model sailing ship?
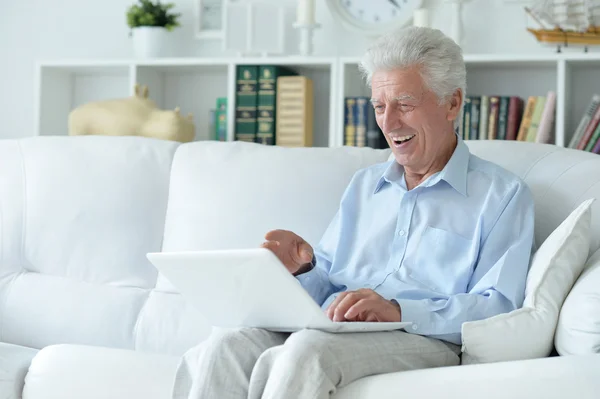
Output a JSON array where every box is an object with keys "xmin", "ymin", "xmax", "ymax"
[{"xmin": 526, "ymin": 0, "xmax": 600, "ymax": 52}]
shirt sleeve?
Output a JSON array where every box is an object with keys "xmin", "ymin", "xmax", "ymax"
[{"xmin": 394, "ymin": 181, "xmax": 535, "ymax": 345}]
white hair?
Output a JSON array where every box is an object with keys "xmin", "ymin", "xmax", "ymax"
[{"xmin": 358, "ymin": 26, "xmax": 467, "ymax": 126}]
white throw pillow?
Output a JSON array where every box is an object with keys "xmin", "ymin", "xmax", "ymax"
[
  {"xmin": 555, "ymin": 247, "xmax": 600, "ymax": 355},
  {"xmin": 460, "ymin": 198, "xmax": 594, "ymax": 364}
]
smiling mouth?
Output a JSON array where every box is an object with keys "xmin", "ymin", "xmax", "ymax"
[{"xmin": 391, "ymin": 134, "xmax": 415, "ymax": 146}]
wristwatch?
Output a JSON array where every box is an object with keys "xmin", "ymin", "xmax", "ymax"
[{"xmin": 293, "ymin": 254, "xmax": 316, "ymax": 277}]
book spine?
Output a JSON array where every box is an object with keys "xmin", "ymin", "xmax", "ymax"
[
  {"xmin": 569, "ymin": 94, "xmax": 600, "ymax": 148},
  {"xmin": 506, "ymin": 97, "xmax": 523, "ymax": 141},
  {"xmin": 478, "ymin": 95, "xmax": 489, "ymax": 140},
  {"xmin": 276, "ymin": 76, "xmax": 313, "ymax": 147},
  {"xmin": 487, "ymin": 96, "xmax": 500, "ymax": 139},
  {"xmin": 577, "ymin": 104, "xmax": 600, "ymax": 150},
  {"xmin": 517, "ymin": 96, "xmax": 537, "ymax": 141},
  {"xmin": 257, "ymin": 65, "xmax": 276, "ymax": 145},
  {"xmin": 256, "ymin": 66, "xmax": 297, "ymax": 145},
  {"xmin": 536, "ymin": 91, "xmax": 556, "ymax": 144},
  {"xmin": 355, "ymin": 97, "xmax": 369, "ymax": 147},
  {"xmin": 586, "ymin": 120, "xmax": 600, "ymax": 152},
  {"xmin": 469, "ymin": 96, "xmax": 480, "ymax": 140},
  {"xmin": 497, "ymin": 96, "xmax": 510, "ymax": 140},
  {"xmin": 215, "ymin": 97, "xmax": 227, "ymax": 141},
  {"xmin": 344, "ymin": 97, "xmax": 356, "ymax": 146},
  {"xmin": 526, "ymin": 96, "xmax": 546, "ymax": 142},
  {"xmin": 366, "ymin": 106, "xmax": 383, "ymax": 149},
  {"xmin": 463, "ymin": 97, "xmax": 472, "ymax": 140},
  {"xmin": 235, "ymin": 65, "xmax": 258, "ymax": 143}
]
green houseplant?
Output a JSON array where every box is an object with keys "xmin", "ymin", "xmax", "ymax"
[{"xmin": 126, "ymin": 0, "xmax": 181, "ymax": 58}]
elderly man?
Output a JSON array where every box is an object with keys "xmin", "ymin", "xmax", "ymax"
[{"xmin": 173, "ymin": 26, "xmax": 535, "ymax": 399}]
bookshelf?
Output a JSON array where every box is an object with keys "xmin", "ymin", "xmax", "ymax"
[{"xmin": 35, "ymin": 53, "xmax": 600, "ymax": 149}]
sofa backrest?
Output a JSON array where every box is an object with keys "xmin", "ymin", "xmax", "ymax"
[
  {"xmin": 465, "ymin": 140, "xmax": 600, "ymax": 254},
  {"xmin": 1, "ymin": 136, "xmax": 599, "ymax": 357},
  {"xmin": 0, "ymin": 136, "xmax": 179, "ymax": 352}
]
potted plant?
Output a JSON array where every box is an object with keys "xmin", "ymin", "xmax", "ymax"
[{"xmin": 127, "ymin": 0, "xmax": 181, "ymax": 58}]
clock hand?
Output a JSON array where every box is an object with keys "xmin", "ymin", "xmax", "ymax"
[{"xmin": 388, "ymin": 0, "xmax": 400, "ymax": 7}]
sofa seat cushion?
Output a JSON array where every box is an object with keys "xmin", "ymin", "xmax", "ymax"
[
  {"xmin": 22, "ymin": 344, "xmax": 179, "ymax": 399},
  {"xmin": 0, "ymin": 342, "xmax": 38, "ymax": 398},
  {"xmin": 332, "ymin": 353, "xmax": 600, "ymax": 399}
]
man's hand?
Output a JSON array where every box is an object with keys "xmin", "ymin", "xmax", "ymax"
[
  {"xmin": 260, "ymin": 229, "xmax": 314, "ymax": 275},
  {"xmin": 326, "ymin": 289, "xmax": 401, "ymax": 322}
]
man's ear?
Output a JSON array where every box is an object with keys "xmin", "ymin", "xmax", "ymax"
[{"xmin": 446, "ymin": 89, "xmax": 463, "ymax": 123}]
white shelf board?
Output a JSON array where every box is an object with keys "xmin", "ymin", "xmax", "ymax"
[{"xmin": 135, "ymin": 64, "xmax": 229, "ymax": 74}]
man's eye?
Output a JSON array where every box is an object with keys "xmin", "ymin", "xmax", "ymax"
[
  {"xmin": 374, "ymin": 106, "xmax": 384, "ymax": 113},
  {"xmin": 400, "ymin": 104, "xmax": 415, "ymax": 111}
]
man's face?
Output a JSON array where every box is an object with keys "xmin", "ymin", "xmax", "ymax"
[{"xmin": 371, "ymin": 67, "xmax": 460, "ymax": 172}]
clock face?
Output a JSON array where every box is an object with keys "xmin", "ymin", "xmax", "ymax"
[{"xmin": 327, "ymin": 0, "xmax": 423, "ymax": 35}]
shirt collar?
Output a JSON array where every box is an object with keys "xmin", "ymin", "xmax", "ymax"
[{"xmin": 374, "ymin": 134, "xmax": 469, "ymax": 196}]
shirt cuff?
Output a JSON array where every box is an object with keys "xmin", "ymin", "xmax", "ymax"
[
  {"xmin": 295, "ymin": 267, "xmax": 329, "ymax": 306},
  {"xmin": 393, "ymin": 298, "xmax": 434, "ymax": 335}
]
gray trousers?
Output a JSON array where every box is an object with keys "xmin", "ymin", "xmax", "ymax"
[{"xmin": 173, "ymin": 327, "xmax": 460, "ymax": 399}]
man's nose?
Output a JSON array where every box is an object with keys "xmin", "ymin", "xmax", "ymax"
[{"xmin": 382, "ymin": 109, "xmax": 402, "ymax": 133}]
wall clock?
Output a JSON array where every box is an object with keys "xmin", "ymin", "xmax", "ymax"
[{"xmin": 325, "ymin": 0, "xmax": 423, "ymax": 36}]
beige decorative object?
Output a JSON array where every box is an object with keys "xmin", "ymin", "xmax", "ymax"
[{"xmin": 68, "ymin": 84, "xmax": 195, "ymax": 143}]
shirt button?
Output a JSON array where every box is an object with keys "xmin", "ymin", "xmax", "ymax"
[
  {"xmin": 398, "ymin": 230, "xmax": 406, "ymax": 236},
  {"xmin": 412, "ymin": 325, "xmax": 418, "ymax": 331}
]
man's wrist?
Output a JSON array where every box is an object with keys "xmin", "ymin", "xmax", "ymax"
[
  {"xmin": 293, "ymin": 254, "xmax": 316, "ymax": 277},
  {"xmin": 391, "ymin": 299, "xmax": 402, "ymax": 321}
]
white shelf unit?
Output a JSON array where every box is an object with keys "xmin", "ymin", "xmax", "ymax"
[
  {"xmin": 35, "ymin": 57, "xmax": 338, "ymax": 148},
  {"xmin": 36, "ymin": 54, "xmax": 600, "ymax": 149}
]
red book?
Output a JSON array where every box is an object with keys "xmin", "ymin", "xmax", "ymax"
[{"xmin": 506, "ymin": 96, "xmax": 524, "ymax": 141}]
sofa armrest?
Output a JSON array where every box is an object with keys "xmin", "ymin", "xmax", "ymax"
[{"xmin": 22, "ymin": 344, "xmax": 180, "ymax": 399}]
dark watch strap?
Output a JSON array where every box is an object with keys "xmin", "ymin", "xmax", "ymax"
[{"xmin": 293, "ymin": 254, "xmax": 316, "ymax": 277}]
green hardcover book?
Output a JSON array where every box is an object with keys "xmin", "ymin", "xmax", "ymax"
[
  {"xmin": 209, "ymin": 109, "xmax": 216, "ymax": 140},
  {"xmin": 215, "ymin": 97, "xmax": 227, "ymax": 141},
  {"xmin": 256, "ymin": 65, "xmax": 297, "ymax": 145},
  {"xmin": 235, "ymin": 65, "xmax": 258, "ymax": 142}
]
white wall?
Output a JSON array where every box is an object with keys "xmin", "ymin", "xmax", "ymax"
[{"xmin": 0, "ymin": 0, "xmax": 564, "ymax": 139}]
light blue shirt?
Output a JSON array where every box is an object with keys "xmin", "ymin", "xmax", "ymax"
[{"xmin": 297, "ymin": 136, "xmax": 535, "ymax": 345}]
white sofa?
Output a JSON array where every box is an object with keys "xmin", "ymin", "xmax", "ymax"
[{"xmin": 1, "ymin": 135, "xmax": 600, "ymax": 399}]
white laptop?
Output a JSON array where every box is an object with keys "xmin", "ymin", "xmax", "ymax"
[{"xmin": 146, "ymin": 248, "xmax": 412, "ymax": 333}]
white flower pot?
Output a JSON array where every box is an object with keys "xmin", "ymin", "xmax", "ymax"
[{"xmin": 131, "ymin": 26, "xmax": 171, "ymax": 58}]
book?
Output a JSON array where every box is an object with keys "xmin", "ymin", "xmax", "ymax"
[
  {"xmin": 569, "ymin": 94, "xmax": 600, "ymax": 148},
  {"xmin": 536, "ymin": 91, "xmax": 556, "ymax": 144},
  {"xmin": 276, "ymin": 76, "xmax": 313, "ymax": 147},
  {"xmin": 497, "ymin": 96, "xmax": 510, "ymax": 140},
  {"xmin": 506, "ymin": 97, "xmax": 524, "ymax": 141},
  {"xmin": 256, "ymin": 66, "xmax": 297, "ymax": 145},
  {"xmin": 463, "ymin": 97, "xmax": 472, "ymax": 140},
  {"xmin": 478, "ymin": 95, "xmax": 489, "ymax": 140},
  {"xmin": 235, "ymin": 65, "xmax": 258, "ymax": 143},
  {"xmin": 585, "ymin": 120, "xmax": 600, "ymax": 152},
  {"xmin": 215, "ymin": 97, "xmax": 227, "ymax": 142},
  {"xmin": 469, "ymin": 96, "xmax": 481, "ymax": 140},
  {"xmin": 517, "ymin": 96, "xmax": 538, "ymax": 141},
  {"xmin": 487, "ymin": 96, "xmax": 500, "ymax": 140},
  {"xmin": 355, "ymin": 97, "xmax": 370, "ymax": 147},
  {"xmin": 344, "ymin": 97, "xmax": 356, "ymax": 146},
  {"xmin": 525, "ymin": 96, "xmax": 547, "ymax": 142},
  {"xmin": 577, "ymin": 103, "xmax": 600, "ymax": 150}
]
